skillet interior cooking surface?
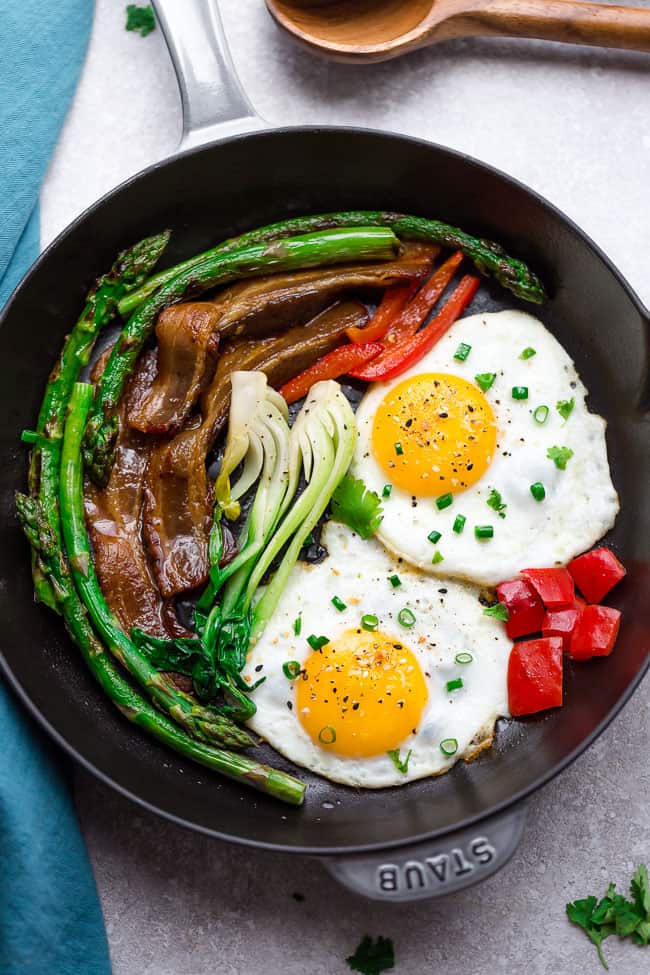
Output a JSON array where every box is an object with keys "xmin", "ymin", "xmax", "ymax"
[{"xmin": 1, "ymin": 128, "xmax": 648, "ymax": 854}]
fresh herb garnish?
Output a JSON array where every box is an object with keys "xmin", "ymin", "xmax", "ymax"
[
  {"xmin": 332, "ymin": 595, "xmax": 347, "ymax": 612},
  {"xmin": 318, "ymin": 725, "xmax": 337, "ymax": 745},
  {"xmin": 361, "ymin": 613, "xmax": 379, "ymax": 631},
  {"xmin": 454, "ymin": 342, "xmax": 472, "ymax": 362},
  {"xmin": 293, "ymin": 616, "xmax": 302, "ymax": 636},
  {"xmin": 330, "ymin": 475, "xmax": 383, "ymax": 540},
  {"xmin": 282, "ymin": 661, "xmax": 301, "ymax": 680},
  {"xmin": 530, "ymin": 481, "xmax": 546, "ymax": 502},
  {"xmin": 346, "ymin": 935, "xmax": 395, "ymax": 975},
  {"xmin": 436, "ymin": 492, "xmax": 453, "ymax": 510},
  {"xmin": 557, "ymin": 397, "xmax": 575, "ymax": 421},
  {"xmin": 520, "ymin": 347, "xmax": 536, "ymax": 360},
  {"xmin": 125, "ymin": 3, "xmax": 156, "ymax": 36},
  {"xmin": 307, "ymin": 634, "xmax": 329, "ymax": 651},
  {"xmin": 566, "ymin": 864, "xmax": 650, "ymax": 969},
  {"xmin": 387, "ymin": 748, "xmax": 412, "ymax": 774},
  {"xmin": 428, "ymin": 530, "xmax": 442, "ymax": 544},
  {"xmin": 547, "ymin": 445, "xmax": 574, "ymax": 470},
  {"xmin": 533, "ymin": 404, "xmax": 549, "ymax": 424},
  {"xmin": 512, "ymin": 385, "xmax": 529, "ymax": 400},
  {"xmin": 440, "ymin": 738, "xmax": 458, "ymax": 756},
  {"xmin": 483, "ymin": 601, "xmax": 509, "ymax": 621},
  {"xmin": 397, "ymin": 607, "xmax": 416, "ymax": 628},
  {"xmin": 475, "ymin": 524, "xmax": 494, "ymax": 540},
  {"xmin": 455, "ymin": 652, "xmax": 473, "ymax": 664},
  {"xmin": 446, "ymin": 678, "xmax": 463, "ymax": 692},
  {"xmin": 487, "ymin": 487, "xmax": 507, "ymax": 519},
  {"xmin": 394, "ymin": 441, "xmax": 403, "ymax": 456},
  {"xmin": 453, "ymin": 513, "xmax": 466, "ymax": 534},
  {"xmin": 389, "ymin": 574, "xmax": 401, "ymax": 588},
  {"xmin": 382, "ymin": 483, "xmax": 392, "ymax": 498},
  {"xmin": 432, "ymin": 551, "xmax": 444, "ymax": 564}
]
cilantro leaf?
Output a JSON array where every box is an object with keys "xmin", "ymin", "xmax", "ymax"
[
  {"xmin": 487, "ymin": 487, "xmax": 507, "ymax": 519},
  {"xmin": 126, "ymin": 4, "xmax": 156, "ymax": 37},
  {"xmin": 566, "ymin": 865, "xmax": 650, "ymax": 968},
  {"xmin": 547, "ymin": 445, "xmax": 574, "ymax": 470},
  {"xmin": 387, "ymin": 748, "xmax": 412, "ymax": 774},
  {"xmin": 483, "ymin": 601, "xmax": 509, "ymax": 621},
  {"xmin": 346, "ymin": 936, "xmax": 395, "ymax": 975},
  {"xmin": 330, "ymin": 476, "xmax": 383, "ymax": 540},
  {"xmin": 557, "ymin": 397, "xmax": 575, "ymax": 421}
]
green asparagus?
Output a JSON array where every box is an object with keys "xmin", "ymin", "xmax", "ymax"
[
  {"xmin": 15, "ymin": 492, "xmax": 305, "ymax": 804},
  {"xmin": 60, "ymin": 382, "xmax": 254, "ymax": 747},
  {"xmin": 118, "ymin": 210, "xmax": 546, "ymax": 317},
  {"xmin": 85, "ymin": 226, "xmax": 399, "ymax": 485}
]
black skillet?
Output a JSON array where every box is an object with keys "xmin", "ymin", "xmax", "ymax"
[{"xmin": 0, "ymin": 0, "xmax": 648, "ymax": 902}]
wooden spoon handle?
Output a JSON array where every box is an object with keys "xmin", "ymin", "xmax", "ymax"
[{"xmin": 453, "ymin": 0, "xmax": 650, "ymax": 52}]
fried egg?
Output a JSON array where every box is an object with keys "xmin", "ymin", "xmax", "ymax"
[
  {"xmin": 243, "ymin": 522, "xmax": 511, "ymax": 787},
  {"xmin": 352, "ymin": 310, "xmax": 619, "ymax": 586}
]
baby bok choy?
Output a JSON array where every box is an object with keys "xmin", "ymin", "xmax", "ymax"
[{"xmin": 199, "ymin": 374, "xmax": 357, "ymax": 695}]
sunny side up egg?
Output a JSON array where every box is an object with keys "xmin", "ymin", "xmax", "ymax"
[
  {"xmin": 242, "ymin": 522, "xmax": 511, "ymax": 788},
  {"xmin": 352, "ymin": 310, "xmax": 619, "ymax": 586}
]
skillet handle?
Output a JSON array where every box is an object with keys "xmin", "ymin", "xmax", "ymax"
[
  {"xmin": 151, "ymin": 0, "xmax": 265, "ymax": 151},
  {"xmin": 321, "ymin": 803, "xmax": 528, "ymax": 901}
]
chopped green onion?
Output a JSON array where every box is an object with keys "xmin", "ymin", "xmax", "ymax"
[
  {"xmin": 398, "ymin": 608, "xmax": 416, "ymax": 628},
  {"xmin": 331, "ymin": 595, "xmax": 347, "ymax": 612},
  {"xmin": 427, "ymin": 530, "xmax": 442, "ymax": 544},
  {"xmin": 486, "ymin": 487, "xmax": 507, "ymax": 519},
  {"xmin": 293, "ymin": 616, "xmax": 302, "ymax": 636},
  {"xmin": 361, "ymin": 614, "xmax": 379, "ymax": 631},
  {"xmin": 389, "ymin": 574, "xmax": 401, "ymax": 588},
  {"xmin": 440, "ymin": 738, "xmax": 458, "ymax": 757},
  {"xmin": 483, "ymin": 601, "xmax": 509, "ymax": 621},
  {"xmin": 533, "ymin": 404, "xmax": 549, "ymax": 424},
  {"xmin": 432, "ymin": 551, "xmax": 444, "ymax": 565},
  {"xmin": 512, "ymin": 386, "xmax": 529, "ymax": 400},
  {"xmin": 387, "ymin": 748, "xmax": 412, "ymax": 774},
  {"xmin": 547, "ymin": 445, "xmax": 574, "ymax": 470},
  {"xmin": 446, "ymin": 678, "xmax": 464, "ymax": 692},
  {"xmin": 394, "ymin": 442, "xmax": 404, "ymax": 456},
  {"xmin": 382, "ymin": 483, "xmax": 392, "ymax": 498},
  {"xmin": 20, "ymin": 429, "xmax": 39, "ymax": 445},
  {"xmin": 455, "ymin": 652, "xmax": 473, "ymax": 665},
  {"xmin": 475, "ymin": 373, "xmax": 496, "ymax": 393},
  {"xmin": 454, "ymin": 342, "xmax": 472, "ymax": 362},
  {"xmin": 452, "ymin": 514, "xmax": 466, "ymax": 534},
  {"xmin": 556, "ymin": 397, "xmax": 575, "ymax": 421},
  {"xmin": 436, "ymin": 492, "xmax": 453, "ymax": 511},
  {"xmin": 530, "ymin": 481, "xmax": 546, "ymax": 502},
  {"xmin": 520, "ymin": 347, "xmax": 536, "ymax": 360},
  {"xmin": 474, "ymin": 525, "xmax": 494, "ymax": 540},
  {"xmin": 282, "ymin": 660, "xmax": 301, "ymax": 680},
  {"xmin": 307, "ymin": 634, "xmax": 329, "ymax": 650},
  {"xmin": 318, "ymin": 725, "xmax": 337, "ymax": 745}
]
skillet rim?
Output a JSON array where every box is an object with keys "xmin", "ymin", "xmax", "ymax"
[{"xmin": 1, "ymin": 123, "xmax": 648, "ymax": 856}]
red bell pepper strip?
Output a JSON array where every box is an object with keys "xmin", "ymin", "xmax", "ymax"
[
  {"xmin": 496, "ymin": 578, "xmax": 545, "ymax": 639},
  {"xmin": 279, "ymin": 341, "xmax": 383, "ymax": 405},
  {"xmin": 520, "ymin": 567, "xmax": 575, "ymax": 608},
  {"xmin": 346, "ymin": 280, "xmax": 421, "ymax": 343},
  {"xmin": 568, "ymin": 547, "xmax": 626, "ymax": 604},
  {"xmin": 569, "ymin": 604, "xmax": 621, "ymax": 660},
  {"xmin": 508, "ymin": 637, "xmax": 563, "ymax": 716},
  {"xmin": 542, "ymin": 597, "xmax": 585, "ymax": 651},
  {"xmin": 350, "ymin": 274, "xmax": 480, "ymax": 383}
]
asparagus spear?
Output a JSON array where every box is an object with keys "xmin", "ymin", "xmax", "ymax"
[
  {"xmin": 60, "ymin": 382, "xmax": 255, "ymax": 748},
  {"xmin": 25, "ymin": 231, "xmax": 170, "ymax": 609},
  {"xmin": 85, "ymin": 226, "xmax": 399, "ymax": 486},
  {"xmin": 118, "ymin": 210, "xmax": 546, "ymax": 317},
  {"xmin": 15, "ymin": 492, "xmax": 305, "ymax": 804}
]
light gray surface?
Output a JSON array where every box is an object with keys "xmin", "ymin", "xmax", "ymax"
[{"xmin": 41, "ymin": 1, "xmax": 650, "ymax": 972}]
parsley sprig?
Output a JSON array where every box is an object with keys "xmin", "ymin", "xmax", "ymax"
[
  {"xmin": 347, "ymin": 936, "xmax": 395, "ymax": 975},
  {"xmin": 567, "ymin": 864, "xmax": 650, "ymax": 969},
  {"xmin": 547, "ymin": 445, "xmax": 574, "ymax": 470},
  {"xmin": 330, "ymin": 475, "xmax": 383, "ymax": 540}
]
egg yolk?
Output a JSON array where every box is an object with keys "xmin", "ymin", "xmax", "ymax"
[
  {"xmin": 296, "ymin": 629, "xmax": 428, "ymax": 757},
  {"xmin": 371, "ymin": 372, "xmax": 497, "ymax": 497}
]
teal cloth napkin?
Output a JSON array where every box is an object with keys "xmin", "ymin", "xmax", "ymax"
[{"xmin": 0, "ymin": 2, "xmax": 111, "ymax": 972}]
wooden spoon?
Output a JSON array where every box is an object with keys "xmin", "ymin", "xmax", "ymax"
[{"xmin": 265, "ymin": 0, "xmax": 650, "ymax": 63}]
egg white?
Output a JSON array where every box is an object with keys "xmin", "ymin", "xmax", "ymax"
[
  {"xmin": 243, "ymin": 522, "xmax": 511, "ymax": 788},
  {"xmin": 352, "ymin": 310, "xmax": 619, "ymax": 586}
]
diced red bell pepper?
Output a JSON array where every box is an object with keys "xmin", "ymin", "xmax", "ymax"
[
  {"xmin": 350, "ymin": 274, "xmax": 480, "ymax": 382},
  {"xmin": 542, "ymin": 597, "xmax": 585, "ymax": 651},
  {"xmin": 346, "ymin": 281, "xmax": 421, "ymax": 343},
  {"xmin": 521, "ymin": 567, "xmax": 575, "ymax": 608},
  {"xmin": 496, "ymin": 578, "xmax": 545, "ymax": 639},
  {"xmin": 569, "ymin": 604, "xmax": 621, "ymax": 660},
  {"xmin": 279, "ymin": 341, "xmax": 383, "ymax": 405},
  {"xmin": 508, "ymin": 637, "xmax": 563, "ymax": 716},
  {"xmin": 568, "ymin": 547, "xmax": 626, "ymax": 604}
]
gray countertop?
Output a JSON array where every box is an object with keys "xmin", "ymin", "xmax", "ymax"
[{"xmin": 41, "ymin": 1, "xmax": 650, "ymax": 972}]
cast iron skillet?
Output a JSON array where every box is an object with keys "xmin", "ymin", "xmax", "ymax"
[{"xmin": 0, "ymin": 0, "xmax": 648, "ymax": 902}]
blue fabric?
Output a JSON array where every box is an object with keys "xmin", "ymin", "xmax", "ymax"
[{"xmin": 0, "ymin": 2, "xmax": 111, "ymax": 973}]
